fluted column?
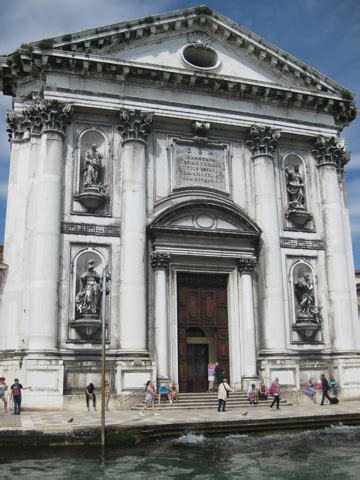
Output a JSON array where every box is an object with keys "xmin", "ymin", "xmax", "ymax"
[
  {"xmin": 238, "ymin": 257, "xmax": 258, "ymax": 379},
  {"xmin": 151, "ymin": 252, "xmax": 171, "ymax": 379},
  {"xmin": 313, "ymin": 136, "xmax": 355, "ymax": 350},
  {"xmin": 246, "ymin": 125, "xmax": 286, "ymax": 351},
  {"xmin": 117, "ymin": 109, "xmax": 153, "ymax": 351},
  {"xmin": 26, "ymin": 101, "xmax": 72, "ymax": 350}
]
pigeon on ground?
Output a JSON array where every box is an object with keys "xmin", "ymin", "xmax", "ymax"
[
  {"xmin": 242, "ymin": 411, "xmax": 248, "ymax": 416},
  {"xmin": 68, "ymin": 418, "xmax": 74, "ymax": 423}
]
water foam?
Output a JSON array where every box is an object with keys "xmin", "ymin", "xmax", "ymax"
[{"xmin": 173, "ymin": 432, "xmax": 206, "ymax": 445}]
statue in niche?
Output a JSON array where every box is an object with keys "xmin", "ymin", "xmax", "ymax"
[
  {"xmin": 285, "ymin": 166, "xmax": 305, "ymax": 210},
  {"xmin": 294, "ymin": 272, "xmax": 321, "ymax": 325},
  {"xmin": 75, "ymin": 259, "xmax": 101, "ymax": 317},
  {"xmin": 83, "ymin": 144, "xmax": 103, "ymax": 189}
]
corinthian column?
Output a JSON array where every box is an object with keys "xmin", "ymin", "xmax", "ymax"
[
  {"xmin": 238, "ymin": 257, "xmax": 258, "ymax": 380},
  {"xmin": 246, "ymin": 125, "xmax": 286, "ymax": 351},
  {"xmin": 312, "ymin": 136, "xmax": 355, "ymax": 351},
  {"xmin": 26, "ymin": 101, "xmax": 72, "ymax": 350},
  {"xmin": 1, "ymin": 112, "xmax": 32, "ymax": 350},
  {"xmin": 151, "ymin": 252, "xmax": 171, "ymax": 379},
  {"xmin": 117, "ymin": 109, "xmax": 153, "ymax": 351}
]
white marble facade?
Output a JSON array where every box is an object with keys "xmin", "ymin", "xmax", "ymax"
[{"xmin": 0, "ymin": 7, "xmax": 359, "ymax": 407}]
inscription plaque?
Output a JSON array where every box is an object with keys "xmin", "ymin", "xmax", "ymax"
[
  {"xmin": 173, "ymin": 143, "xmax": 228, "ymax": 191},
  {"xmin": 280, "ymin": 237, "xmax": 324, "ymax": 250},
  {"xmin": 61, "ymin": 221, "xmax": 120, "ymax": 237}
]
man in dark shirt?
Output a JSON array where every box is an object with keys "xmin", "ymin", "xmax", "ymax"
[
  {"xmin": 320, "ymin": 373, "xmax": 331, "ymax": 406},
  {"xmin": 10, "ymin": 378, "xmax": 31, "ymax": 415},
  {"xmin": 213, "ymin": 362, "xmax": 224, "ymax": 392}
]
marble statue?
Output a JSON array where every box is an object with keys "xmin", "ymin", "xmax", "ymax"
[
  {"xmin": 294, "ymin": 272, "xmax": 321, "ymax": 325},
  {"xmin": 285, "ymin": 166, "xmax": 305, "ymax": 210},
  {"xmin": 83, "ymin": 144, "xmax": 102, "ymax": 189},
  {"xmin": 75, "ymin": 259, "xmax": 101, "ymax": 316}
]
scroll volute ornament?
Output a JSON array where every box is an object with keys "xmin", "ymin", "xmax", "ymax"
[
  {"xmin": 246, "ymin": 125, "xmax": 281, "ymax": 156},
  {"xmin": 117, "ymin": 109, "xmax": 154, "ymax": 142}
]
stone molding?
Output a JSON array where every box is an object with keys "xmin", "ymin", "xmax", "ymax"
[
  {"xmin": 6, "ymin": 100, "xmax": 72, "ymax": 141},
  {"xmin": 117, "ymin": 109, "xmax": 153, "ymax": 143},
  {"xmin": 151, "ymin": 251, "xmax": 171, "ymax": 270},
  {"xmin": 246, "ymin": 124, "xmax": 281, "ymax": 157},
  {"xmin": 312, "ymin": 135, "xmax": 349, "ymax": 172},
  {"xmin": 238, "ymin": 257, "xmax": 257, "ymax": 274}
]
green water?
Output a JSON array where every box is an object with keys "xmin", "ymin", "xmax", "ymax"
[{"xmin": 1, "ymin": 425, "xmax": 360, "ymax": 479}]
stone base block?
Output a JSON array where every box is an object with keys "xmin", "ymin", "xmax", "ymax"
[{"xmin": 116, "ymin": 358, "xmax": 156, "ymax": 393}]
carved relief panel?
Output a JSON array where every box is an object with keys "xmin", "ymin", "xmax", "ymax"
[{"xmin": 72, "ymin": 124, "xmax": 113, "ymax": 215}]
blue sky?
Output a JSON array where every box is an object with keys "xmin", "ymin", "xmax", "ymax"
[{"xmin": 0, "ymin": 0, "xmax": 359, "ymax": 267}]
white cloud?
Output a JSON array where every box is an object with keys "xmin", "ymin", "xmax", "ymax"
[
  {"xmin": 346, "ymin": 152, "xmax": 360, "ymax": 171},
  {"xmin": 0, "ymin": 181, "xmax": 8, "ymax": 200}
]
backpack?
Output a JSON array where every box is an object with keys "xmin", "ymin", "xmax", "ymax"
[
  {"xmin": 12, "ymin": 384, "xmax": 21, "ymax": 396},
  {"xmin": 269, "ymin": 383, "xmax": 276, "ymax": 395}
]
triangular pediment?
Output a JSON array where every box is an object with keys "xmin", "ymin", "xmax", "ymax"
[{"xmin": 25, "ymin": 7, "xmax": 345, "ymax": 95}]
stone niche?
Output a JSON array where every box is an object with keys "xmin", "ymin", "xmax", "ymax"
[
  {"xmin": 289, "ymin": 260, "xmax": 322, "ymax": 343},
  {"xmin": 73, "ymin": 127, "xmax": 111, "ymax": 215},
  {"xmin": 282, "ymin": 152, "xmax": 313, "ymax": 230},
  {"xmin": 68, "ymin": 246, "xmax": 109, "ymax": 342}
]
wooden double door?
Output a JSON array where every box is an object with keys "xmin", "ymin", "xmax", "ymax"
[{"xmin": 177, "ymin": 273, "xmax": 229, "ymax": 392}]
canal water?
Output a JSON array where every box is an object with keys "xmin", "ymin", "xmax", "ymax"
[{"xmin": 1, "ymin": 425, "xmax": 360, "ymax": 479}]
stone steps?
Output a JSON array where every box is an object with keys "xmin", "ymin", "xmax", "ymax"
[{"xmin": 131, "ymin": 392, "xmax": 292, "ymax": 410}]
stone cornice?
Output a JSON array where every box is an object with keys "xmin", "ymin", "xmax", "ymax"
[
  {"xmin": 151, "ymin": 251, "xmax": 171, "ymax": 270},
  {"xmin": 6, "ymin": 100, "xmax": 72, "ymax": 141},
  {"xmin": 117, "ymin": 109, "xmax": 154, "ymax": 143},
  {"xmin": 246, "ymin": 124, "xmax": 281, "ymax": 157},
  {"xmin": 238, "ymin": 257, "xmax": 257, "ymax": 274},
  {"xmin": 1, "ymin": 48, "xmax": 355, "ymax": 130},
  {"xmin": 312, "ymin": 135, "xmax": 349, "ymax": 172}
]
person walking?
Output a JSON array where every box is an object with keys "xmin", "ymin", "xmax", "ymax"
[
  {"xmin": 86, "ymin": 382, "xmax": 97, "ymax": 411},
  {"xmin": 0, "ymin": 377, "xmax": 9, "ymax": 413},
  {"xmin": 320, "ymin": 374, "xmax": 331, "ymax": 406},
  {"xmin": 10, "ymin": 378, "xmax": 31, "ymax": 415},
  {"xmin": 269, "ymin": 377, "xmax": 281, "ymax": 410},
  {"xmin": 139, "ymin": 380, "xmax": 159, "ymax": 417},
  {"xmin": 213, "ymin": 362, "xmax": 224, "ymax": 392},
  {"xmin": 217, "ymin": 378, "xmax": 232, "ymax": 412},
  {"xmin": 304, "ymin": 379, "xmax": 317, "ymax": 403}
]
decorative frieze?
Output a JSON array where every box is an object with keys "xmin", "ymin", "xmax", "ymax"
[
  {"xmin": 61, "ymin": 221, "xmax": 120, "ymax": 237},
  {"xmin": 6, "ymin": 100, "xmax": 72, "ymax": 141},
  {"xmin": 151, "ymin": 251, "xmax": 171, "ymax": 270},
  {"xmin": 238, "ymin": 257, "xmax": 257, "ymax": 274},
  {"xmin": 117, "ymin": 109, "xmax": 153, "ymax": 142},
  {"xmin": 312, "ymin": 135, "xmax": 349, "ymax": 172},
  {"xmin": 280, "ymin": 237, "xmax": 324, "ymax": 250},
  {"xmin": 246, "ymin": 124, "xmax": 281, "ymax": 157}
]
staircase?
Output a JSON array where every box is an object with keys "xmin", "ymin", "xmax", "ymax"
[{"xmin": 131, "ymin": 391, "xmax": 292, "ymax": 411}]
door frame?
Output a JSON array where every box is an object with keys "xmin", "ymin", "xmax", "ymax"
[{"xmin": 169, "ymin": 262, "xmax": 242, "ymax": 391}]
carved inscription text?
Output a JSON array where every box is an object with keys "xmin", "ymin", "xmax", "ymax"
[{"xmin": 174, "ymin": 143, "xmax": 227, "ymax": 191}]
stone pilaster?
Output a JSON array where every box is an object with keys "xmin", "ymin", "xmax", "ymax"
[
  {"xmin": 246, "ymin": 125, "xmax": 287, "ymax": 352},
  {"xmin": 151, "ymin": 252, "xmax": 171, "ymax": 379},
  {"xmin": 118, "ymin": 109, "xmax": 154, "ymax": 351},
  {"xmin": 312, "ymin": 135, "xmax": 355, "ymax": 351},
  {"xmin": 238, "ymin": 257, "xmax": 258, "ymax": 380}
]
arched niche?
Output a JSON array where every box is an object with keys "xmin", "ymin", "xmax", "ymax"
[
  {"xmin": 290, "ymin": 259, "xmax": 321, "ymax": 340},
  {"xmin": 282, "ymin": 152, "xmax": 312, "ymax": 228},
  {"xmin": 70, "ymin": 248, "xmax": 105, "ymax": 339},
  {"xmin": 74, "ymin": 128, "xmax": 110, "ymax": 213}
]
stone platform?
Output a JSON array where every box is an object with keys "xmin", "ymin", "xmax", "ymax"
[{"xmin": 1, "ymin": 400, "xmax": 360, "ymax": 448}]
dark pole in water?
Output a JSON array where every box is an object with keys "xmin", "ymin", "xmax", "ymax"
[{"xmin": 101, "ymin": 266, "xmax": 107, "ymax": 447}]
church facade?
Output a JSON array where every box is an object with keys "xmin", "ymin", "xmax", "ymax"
[{"xmin": 0, "ymin": 7, "xmax": 358, "ymax": 407}]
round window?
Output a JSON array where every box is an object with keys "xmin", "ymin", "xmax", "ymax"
[{"xmin": 182, "ymin": 45, "xmax": 220, "ymax": 71}]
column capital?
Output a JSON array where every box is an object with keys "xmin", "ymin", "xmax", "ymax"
[
  {"xmin": 246, "ymin": 124, "xmax": 281, "ymax": 157},
  {"xmin": 238, "ymin": 257, "xmax": 257, "ymax": 274},
  {"xmin": 312, "ymin": 135, "xmax": 349, "ymax": 172},
  {"xmin": 151, "ymin": 251, "xmax": 171, "ymax": 270},
  {"xmin": 118, "ymin": 109, "xmax": 154, "ymax": 143},
  {"xmin": 6, "ymin": 100, "xmax": 72, "ymax": 142}
]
